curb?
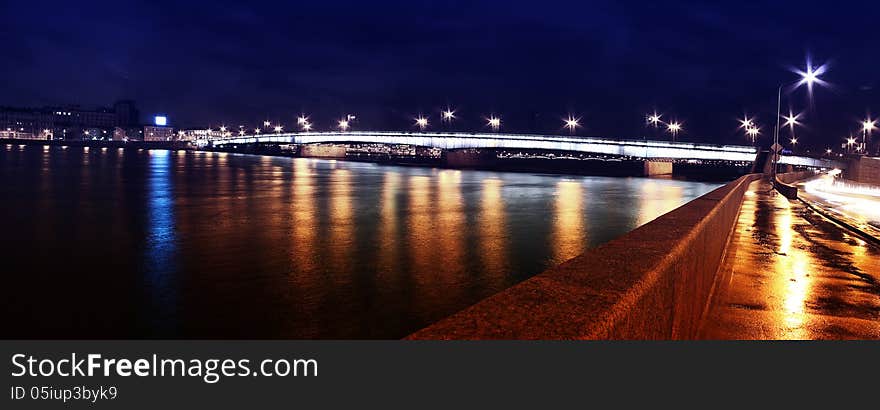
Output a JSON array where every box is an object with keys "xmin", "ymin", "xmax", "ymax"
[{"xmin": 798, "ymin": 197, "xmax": 880, "ymax": 246}]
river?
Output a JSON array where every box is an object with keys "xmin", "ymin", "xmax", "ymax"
[{"xmin": 0, "ymin": 145, "xmax": 721, "ymax": 338}]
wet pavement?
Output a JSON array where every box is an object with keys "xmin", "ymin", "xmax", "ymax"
[{"xmin": 699, "ymin": 179, "xmax": 880, "ymax": 339}]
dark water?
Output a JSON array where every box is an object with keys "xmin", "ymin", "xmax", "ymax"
[{"xmin": 0, "ymin": 145, "xmax": 720, "ymax": 338}]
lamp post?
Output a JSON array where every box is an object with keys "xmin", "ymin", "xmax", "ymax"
[
  {"xmin": 564, "ymin": 116, "xmax": 580, "ymax": 135},
  {"xmin": 666, "ymin": 121, "xmax": 682, "ymax": 141},
  {"xmin": 487, "ymin": 116, "xmax": 501, "ymax": 132},
  {"xmin": 862, "ymin": 117, "xmax": 876, "ymax": 155},
  {"xmin": 772, "ymin": 59, "xmax": 827, "ymax": 177},
  {"xmin": 415, "ymin": 116, "xmax": 428, "ymax": 131}
]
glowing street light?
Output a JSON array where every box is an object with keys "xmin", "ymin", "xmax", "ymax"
[
  {"xmin": 487, "ymin": 116, "xmax": 501, "ymax": 131},
  {"xmin": 273, "ymin": 125, "xmax": 283, "ymax": 133},
  {"xmin": 442, "ymin": 109, "xmax": 455, "ymax": 122},
  {"xmin": 773, "ymin": 57, "xmax": 829, "ymax": 175},
  {"xmin": 862, "ymin": 118, "xmax": 876, "ymax": 133},
  {"xmin": 746, "ymin": 126, "xmax": 760, "ymax": 145},
  {"xmin": 782, "ymin": 110, "xmax": 802, "ymax": 147},
  {"xmin": 297, "ymin": 115, "xmax": 308, "ymax": 125},
  {"xmin": 238, "ymin": 130, "xmax": 245, "ymax": 136},
  {"xmin": 338, "ymin": 119, "xmax": 350, "ymax": 131},
  {"xmin": 646, "ymin": 112, "xmax": 662, "ymax": 128},
  {"xmin": 302, "ymin": 122, "xmax": 313, "ymax": 131},
  {"xmin": 738, "ymin": 115, "xmax": 753, "ymax": 130},
  {"xmin": 861, "ymin": 117, "xmax": 877, "ymax": 155},
  {"xmin": 263, "ymin": 120, "xmax": 271, "ymax": 128},
  {"xmin": 254, "ymin": 128, "xmax": 261, "ymax": 134},
  {"xmin": 415, "ymin": 116, "xmax": 429, "ymax": 130},
  {"xmin": 564, "ymin": 116, "xmax": 580, "ymax": 134},
  {"xmin": 666, "ymin": 121, "xmax": 682, "ymax": 140},
  {"xmin": 846, "ymin": 136, "xmax": 857, "ymax": 153},
  {"xmin": 220, "ymin": 125, "xmax": 227, "ymax": 132}
]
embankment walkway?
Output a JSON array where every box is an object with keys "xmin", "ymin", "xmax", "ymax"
[{"xmin": 699, "ymin": 179, "xmax": 880, "ymax": 339}]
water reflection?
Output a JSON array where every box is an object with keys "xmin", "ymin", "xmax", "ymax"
[
  {"xmin": 144, "ymin": 150, "xmax": 179, "ymax": 334},
  {"xmin": 553, "ymin": 180, "xmax": 586, "ymax": 264},
  {"xmin": 479, "ymin": 178, "xmax": 508, "ymax": 290},
  {"xmin": 1, "ymin": 148, "xmax": 721, "ymax": 338}
]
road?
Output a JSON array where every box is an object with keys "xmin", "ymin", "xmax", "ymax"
[{"xmin": 700, "ymin": 179, "xmax": 880, "ymax": 339}]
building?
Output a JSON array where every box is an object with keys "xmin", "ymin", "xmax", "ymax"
[
  {"xmin": 113, "ymin": 100, "xmax": 139, "ymax": 127},
  {"xmin": 143, "ymin": 125, "xmax": 175, "ymax": 141},
  {"xmin": 0, "ymin": 107, "xmax": 54, "ymax": 139},
  {"xmin": 1, "ymin": 100, "xmax": 141, "ymax": 140}
]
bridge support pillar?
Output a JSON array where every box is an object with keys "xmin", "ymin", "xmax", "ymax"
[{"xmin": 642, "ymin": 160, "xmax": 672, "ymax": 176}]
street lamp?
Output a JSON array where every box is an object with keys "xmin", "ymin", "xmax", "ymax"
[
  {"xmin": 666, "ymin": 121, "xmax": 682, "ymax": 141},
  {"xmin": 487, "ymin": 116, "xmax": 501, "ymax": 131},
  {"xmin": 442, "ymin": 109, "xmax": 455, "ymax": 122},
  {"xmin": 297, "ymin": 115, "xmax": 308, "ymax": 125},
  {"xmin": 302, "ymin": 122, "xmax": 313, "ymax": 131},
  {"xmin": 773, "ymin": 58, "xmax": 828, "ymax": 176},
  {"xmin": 783, "ymin": 110, "xmax": 802, "ymax": 150},
  {"xmin": 274, "ymin": 125, "xmax": 283, "ymax": 133},
  {"xmin": 564, "ymin": 116, "xmax": 580, "ymax": 134},
  {"xmin": 747, "ymin": 126, "xmax": 760, "ymax": 146},
  {"xmin": 862, "ymin": 117, "xmax": 876, "ymax": 154},
  {"xmin": 846, "ymin": 136, "xmax": 857, "ymax": 153},
  {"xmin": 263, "ymin": 120, "xmax": 271, "ymax": 128},
  {"xmin": 646, "ymin": 112, "xmax": 662, "ymax": 127},
  {"xmin": 338, "ymin": 119, "xmax": 350, "ymax": 131},
  {"xmin": 415, "ymin": 116, "xmax": 428, "ymax": 131}
]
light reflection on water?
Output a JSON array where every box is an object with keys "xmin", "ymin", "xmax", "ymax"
[{"xmin": 0, "ymin": 147, "xmax": 721, "ymax": 338}]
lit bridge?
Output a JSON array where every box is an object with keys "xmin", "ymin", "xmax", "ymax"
[{"xmin": 210, "ymin": 131, "xmax": 844, "ymax": 168}]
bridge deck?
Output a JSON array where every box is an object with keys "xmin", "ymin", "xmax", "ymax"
[{"xmin": 211, "ymin": 131, "xmax": 845, "ymax": 168}]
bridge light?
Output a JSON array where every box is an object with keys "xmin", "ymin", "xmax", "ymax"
[
  {"xmin": 826, "ymin": 148, "xmax": 832, "ymax": 154},
  {"xmin": 783, "ymin": 110, "xmax": 802, "ymax": 131},
  {"xmin": 790, "ymin": 137, "xmax": 798, "ymax": 145},
  {"xmin": 862, "ymin": 117, "xmax": 876, "ymax": 133},
  {"xmin": 666, "ymin": 121, "xmax": 682, "ymax": 137},
  {"xmin": 442, "ymin": 109, "xmax": 455, "ymax": 121},
  {"xmin": 487, "ymin": 116, "xmax": 501, "ymax": 131},
  {"xmin": 793, "ymin": 58, "xmax": 829, "ymax": 97},
  {"xmin": 263, "ymin": 120, "xmax": 271, "ymax": 128},
  {"xmin": 302, "ymin": 122, "xmax": 313, "ymax": 131},
  {"xmin": 255, "ymin": 128, "xmax": 261, "ymax": 134},
  {"xmin": 274, "ymin": 125, "xmax": 283, "ymax": 133},
  {"xmin": 239, "ymin": 130, "xmax": 245, "ymax": 136},
  {"xmin": 738, "ymin": 115, "xmax": 753, "ymax": 130},
  {"xmin": 646, "ymin": 112, "xmax": 662, "ymax": 127},
  {"xmin": 338, "ymin": 119, "xmax": 350, "ymax": 131},
  {"xmin": 297, "ymin": 115, "xmax": 308, "ymax": 125},
  {"xmin": 220, "ymin": 126, "xmax": 227, "ymax": 132},
  {"xmin": 564, "ymin": 116, "xmax": 580, "ymax": 134},
  {"xmin": 415, "ymin": 116, "xmax": 429, "ymax": 130}
]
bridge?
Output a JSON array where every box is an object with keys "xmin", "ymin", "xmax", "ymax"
[{"xmin": 210, "ymin": 130, "xmax": 845, "ymax": 169}]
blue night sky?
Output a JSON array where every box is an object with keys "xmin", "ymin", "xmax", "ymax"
[{"xmin": 3, "ymin": 0, "xmax": 879, "ymax": 149}]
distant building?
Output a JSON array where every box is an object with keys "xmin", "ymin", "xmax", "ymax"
[
  {"xmin": 1, "ymin": 100, "xmax": 141, "ymax": 140},
  {"xmin": 143, "ymin": 125, "xmax": 175, "ymax": 141},
  {"xmin": 113, "ymin": 100, "xmax": 139, "ymax": 127},
  {"xmin": 0, "ymin": 107, "xmax": 54, "ymax": 139},
  {"xmin": 177, "ymin": 128, "xmax": 226, "ymax": 141}
]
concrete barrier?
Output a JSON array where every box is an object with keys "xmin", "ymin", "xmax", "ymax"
[
  {"xmin": 772, "ymin": 170, "xmax": 815, "ymax": 200},
  {"xmin": 407, "ymin": 174, "xmax": 763, "ymax": 340}
]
